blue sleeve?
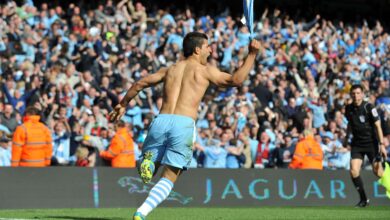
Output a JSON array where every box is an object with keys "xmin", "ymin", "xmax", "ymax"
[
  {"xmin": 127, "ymin": 106, "xmax": 142, "ymax": 116},
  {"xmin": 338, "ymin": 39, "xmax": 347, "ymax": 49},
  {"xmin": 166, "ymin": 35, "xmax": 174, "ymax": 45},
  {"xmin": 204, "ymin": 147, "xmax": 219, "ymax": 160},
  {"xmin": 204, "ymin": 147, "xmax": 213, "ymax": 158},
  {"xmin": 306, "ymin": 101, "xmax": 318, "ymax": 112},
  {"xmin": 94, "ymin": 40, "xmax": 104, "ymax": 56},
  {"xmin": 301, "ymin": 35, "xmax": 310, "ymax": 45},
  {"xmin": 355, "ymin": 35, "xmax": 362, "ymax": 48},
  {"xmin": 0, "ymin": 42, "xmax": 6, "ymax": 51},
  {"xmin": 2, "ymin": 84, "xmax": 16, "ymax": 106},
  {"xmin": 332, "ymin": 153, "xmax": 349, "ymax": 169},
  {"xmin": 328, "ymin": 94, "xmax": 334, "ymax": 109},
  {"xmin": 64, "ymin": 132, "xmax": 71, "ymax": 139},
  {"xmin": 21, "ymin": 88, "xmax": 38, "ymax": 101}
]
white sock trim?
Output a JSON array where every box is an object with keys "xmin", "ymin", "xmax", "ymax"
[{"xmin": 137, "ymin": 178, "xmax": 174, "ymax": 216}]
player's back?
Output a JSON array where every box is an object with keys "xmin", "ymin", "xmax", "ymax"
[{"xmin": 159, "ymin": 60, "xmax": 209, "ymax": 120}]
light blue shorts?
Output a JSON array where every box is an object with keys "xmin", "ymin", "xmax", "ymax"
[{"xmin": 142, "ymin": 114, "xmax": 196, "ymax": 170}]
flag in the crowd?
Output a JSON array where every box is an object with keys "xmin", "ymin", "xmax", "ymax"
[{"xmin": 243, "ymin": 0, "xmax": 254, "ymax": 38}]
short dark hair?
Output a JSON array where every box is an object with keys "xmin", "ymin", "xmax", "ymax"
[
  {"xmin": 116, "ymin": 120, "xmax": 126, "ymax": 128},
  {"xmin": 350, "ymin": 84, "xmax": 364, "ymax": 93},
  {"xmin": 182, "ymin": 32, "xmax": 208, "ymax": 58},
  {"xmin": 24, "ymin": 106, "xmax": 40, "ymax": 116}
]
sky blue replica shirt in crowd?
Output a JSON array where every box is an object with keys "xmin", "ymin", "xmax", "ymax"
[{"xmin": 203, "ymin": 145, "xmax": 228, "ymax": 168}]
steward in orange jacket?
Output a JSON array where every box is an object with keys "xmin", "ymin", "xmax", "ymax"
[
  {"xmin": 100, "ymin": 121, "xmax": 135, "ymax": 168},
  {"xmin": 12, "ymin": 106, "xmax": 52, "ymax": 167},
  {"xmin": 289, "ymin": 130, "xmax": 323, "ymax": 170}
]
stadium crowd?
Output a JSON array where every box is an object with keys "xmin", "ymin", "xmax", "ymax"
[{"xmin": 0, "ymin": 0, "xmax": 390, "ymax": 169}]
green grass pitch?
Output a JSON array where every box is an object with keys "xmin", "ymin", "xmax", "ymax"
[{"xmin": 0, "ymin": 207, "xmax": 389, "ymax": 220}]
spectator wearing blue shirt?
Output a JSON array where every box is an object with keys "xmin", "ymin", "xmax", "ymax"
[
  {"xmin": 196, "ymin": 128, "xmax": 211, "ymax": 148},
  {"xmin": 48, "ymin": 9, "xmax": 60, "ymax": 27},
  {"xmin": 221, "ymin": 130, "xmax": 242, "ymax": 169},
  {"xmin": 166, "ymin": 29, "xmax": 183, "ymax": 50},
  {"xmin": 196, "ymin": 139, "xmax": 227, "ymax": 168},
  {"xmin": 196, "ymin": 114, "xmax": 209, "ymax": 130},
  {"xmin": 2, "ymin": 81, "xmax": 39, "ymax": 115},
  {"xmin": 123, "ymin": 99, "xmax": 143, "ymax": 129},
  {"xmin": 183, "ymin": 9, "xmax": 195, "ymax": 34},
  {"xmin": 22, "ymin": 37, "xmax": 36, "ymax": 62},
  {"xmin": 199, "ymin": 15, "xmax": 212, "ymax": 32},
  {"xmin": 306, "ymin": 98, "xmax": 327, "ymax": 129},
  {"xmin": 193, "ymin": 128, "xmax": 212, "ymax": 167},
  {"xmin": 221, "ymin": 40, "xmax": 234, "ymax": 70},
  {"xmin": 302, "ymin": 47, "xmax": 317, "ymax": 66},
  {"xmin": 235, "ymin": 26, "xmax": 251, "ymax": 50},
  {"xmin": 160, "ymin": 11, "xmax": 176, "ymax": 28},
  {"xmin": 322, "ymin": 131, "xmax": 350, "ymax": 170},
  {"xmin": 51, "ymin": 119, "xmax": 73, "ymax": 165}
]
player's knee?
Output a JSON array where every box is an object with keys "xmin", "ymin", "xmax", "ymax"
[
  {"xmin": 350, "ymin": 169, "xmax": 360, "ymax": 177},
  {"xmin": 161, "ymin": 165, "xmax": 181, "ymax": 183}
]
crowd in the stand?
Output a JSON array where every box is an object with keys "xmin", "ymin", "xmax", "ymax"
[{"xmin": 0, "ymin": 0, "xmax": 389, "ymax": 169}]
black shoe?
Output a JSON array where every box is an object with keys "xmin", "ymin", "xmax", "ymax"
[{"xmin": 355, "ymin": 199, "xmax": 369, "ymax": 208}]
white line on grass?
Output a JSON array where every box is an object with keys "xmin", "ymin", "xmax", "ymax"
[{"xmin": 0, "ymin": 218, "xmax": 33, "ymax": 220}]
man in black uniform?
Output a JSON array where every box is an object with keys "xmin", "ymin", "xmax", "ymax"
[{"xmin": 345, "ymin": 84, "xmax": 389, "ymax": 207}]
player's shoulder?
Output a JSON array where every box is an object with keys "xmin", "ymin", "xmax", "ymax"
[
  {"xmin": 175, "ymin": 60, "xmax": 205, "ymax": 71},
  {"xmin": 173, "ymin": 60, "xmax": 187, "ymax": 67}
]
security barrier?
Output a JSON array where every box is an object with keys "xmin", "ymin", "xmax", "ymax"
[{"xmin": 0, "ymin": 168, "xmax": 389, "ymax": 209}]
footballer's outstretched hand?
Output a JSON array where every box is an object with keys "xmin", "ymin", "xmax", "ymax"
[{"xmin": 109, "ymin": 104, "xmax": 126, "ymax": 122}]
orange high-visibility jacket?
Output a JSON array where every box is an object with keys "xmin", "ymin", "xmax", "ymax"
[
  {"xmin": 100, "ymin": 127, "xmax": 135, "ymax": 168},
  {"xmin": 12, "ymin": 115, "xmax": 53, "ymax": 167},
  {"xmin": 289, "ymin": 135, "xmax": 323, "ymax": 170}
]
